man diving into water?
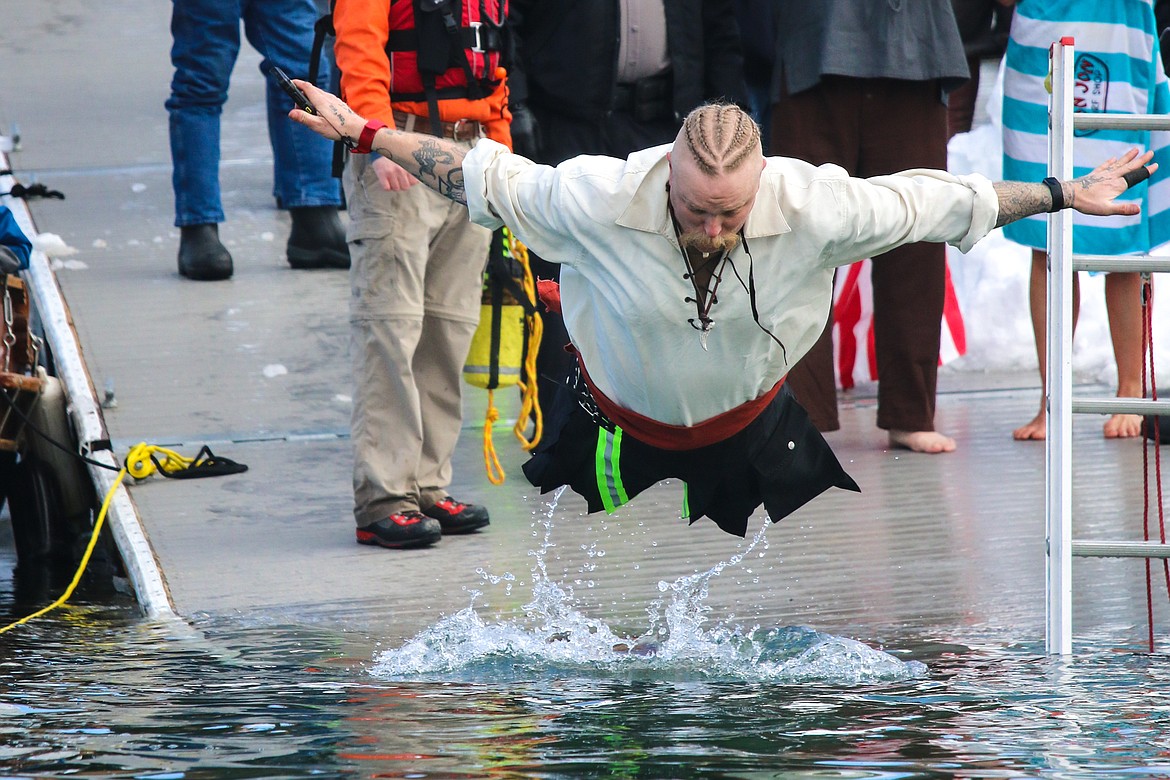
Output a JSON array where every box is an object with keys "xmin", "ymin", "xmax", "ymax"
[{"xmin": 287, "ymin": 79, "xmax": 1155, "ymax": 537}]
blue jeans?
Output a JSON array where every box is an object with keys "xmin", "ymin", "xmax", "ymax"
[{"xmin": 166, "ymin": 0, "xmax": 341, "ymax": 227}]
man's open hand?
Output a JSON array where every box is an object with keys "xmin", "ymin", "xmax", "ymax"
[{"xmin": 1071, "ymin": 148, "xmax": 1157, "ymax": 216}]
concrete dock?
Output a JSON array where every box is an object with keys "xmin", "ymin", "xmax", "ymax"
[{"xmin": 3, "ymin": 1, "xmax": 1169, "ymax": 652}]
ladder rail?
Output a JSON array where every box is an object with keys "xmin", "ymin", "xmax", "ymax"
[
  {"xmin": 1046, "ymin": 38, "xmax": 1076, "ymax": 656},
  {"xmin": 1047, "ymin": 40, "xmax": 1170, "ymax": 655},
  {"xmin": 1074, "ymin": 113, "xmax": 1170, "ymax": 131}
]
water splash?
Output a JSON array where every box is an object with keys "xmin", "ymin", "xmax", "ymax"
[{"xmin": 371, "ymin": 488, "xmax": 925, "ymax": 684}]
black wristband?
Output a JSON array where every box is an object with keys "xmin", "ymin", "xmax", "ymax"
[{"xmin": 1042, "ymin": 176, "xmax": 1066, "ymax": 212}]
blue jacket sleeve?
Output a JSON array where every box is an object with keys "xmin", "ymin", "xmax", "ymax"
[{"xmin": 0, "ymin": 206, "xmax": 31, "ymax": 269}]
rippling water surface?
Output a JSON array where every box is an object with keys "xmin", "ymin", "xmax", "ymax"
[{"xmin": 3, "ymin": 503, "xmax": 1170, "ymax": 778}]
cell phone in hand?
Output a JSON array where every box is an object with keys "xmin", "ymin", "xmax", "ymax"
[{"xmin": 272, "ymin": 66, "xmax": 316, "ymax": 114}]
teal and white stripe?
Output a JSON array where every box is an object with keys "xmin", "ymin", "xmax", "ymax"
[{"xmin": 1002, "ymin": 0, "xmax": 1170, "ymax": 254}]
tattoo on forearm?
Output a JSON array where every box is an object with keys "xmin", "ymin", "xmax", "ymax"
[
  {"xmin": 369, "ymin": 133, "xmax": 470, "ymax": 206},
  {"xmin": 994, "ymin": 181, "xmax": 1058, "ymax": 227},
  {"xmin": 436, "ymin": 168, "xmax": 467, "ymax": 204},
  {"xmin": 413, "ymin": 140, "xmax": 467, "ymax": 205},
  {"xmin": 414, "ymin": 139, "xmax": 454, "ymax": 181}
]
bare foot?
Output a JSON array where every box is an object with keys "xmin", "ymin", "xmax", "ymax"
[
  {"xmin": 1103, "ymin": 413, "xmax": 1142, "ymax": 438},
  {"xmin": 1013, "ymin": 410, "xmax": 1047, "ymax": 441},
  {"xmin": 888, "ymin": 430, "xmax": 956, "ymax": 453}
]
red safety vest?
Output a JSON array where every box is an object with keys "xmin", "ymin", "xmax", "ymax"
[{"xmin": 385, "ymin": 0, "xmax": 507, "ymax": 104}]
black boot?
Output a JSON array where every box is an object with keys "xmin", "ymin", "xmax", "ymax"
[
  {"xmin": 287, "ymin": 206, "xmax": 350, "ymax": 269},
  {"xmin": 178, "ymin": 224, "xmax": 233, "ymax": 281}
]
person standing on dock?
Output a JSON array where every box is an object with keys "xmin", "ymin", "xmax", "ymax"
[
  {"xmin": 285, "ymin": 86, "xmax": 1154, "ymax": 538},
  {"xmin": 166, "ymin": 0, "xmax": 349, "ymax": 281},
  {"xmin": 331, "ymin": 0, "xmax": 511, "ymax": 549},
  {"xmin": 1000, "ymin": 0, "xmax": 1170, "ymax": 441},
  {"xmin": 769, "ymin": 0, "xmax": 971, "ymax": 455}
]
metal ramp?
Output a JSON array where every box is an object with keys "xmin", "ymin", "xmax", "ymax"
[{"xmin": 1046, "ymin": 38, "xmax": 1170, "ymax": 654}]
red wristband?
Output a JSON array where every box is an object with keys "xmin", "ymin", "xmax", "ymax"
[{"xmin": 352, "ymin": 119, "xmax": 388, "ymax": 155}]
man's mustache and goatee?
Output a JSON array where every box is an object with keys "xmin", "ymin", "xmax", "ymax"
[{"xmin": 678, "ymin": 229, "xmax": 740, "ymax": 255}]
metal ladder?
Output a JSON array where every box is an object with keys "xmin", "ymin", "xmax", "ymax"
[{"xmin": 1046, "ymin": 38, "xmax": 1170, "ymax": 654}]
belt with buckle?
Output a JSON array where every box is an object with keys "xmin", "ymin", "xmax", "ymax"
[{"xmin": 392, "ymin": 110, "xmax": 483, "ymax": 141}]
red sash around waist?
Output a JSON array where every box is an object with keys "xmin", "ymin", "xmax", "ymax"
[{"xmin": 575, "ymin": 351, "xmax": 785, "ymax": 451}]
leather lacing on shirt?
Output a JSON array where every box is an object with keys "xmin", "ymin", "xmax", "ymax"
[
  {"xmin": 672, "ymin": 226, "xmax": 788, "ymax": 365},
  {"xmin": 666, "ymin": 198, "xmax": 787, "ymax": 361},
  {"xmin": 730, "ymin": 233, "xmax": 788, "ymax": 364},
  {"xmin": 680, "ymin": 243, "xmax": 729, "ymax": 335}
]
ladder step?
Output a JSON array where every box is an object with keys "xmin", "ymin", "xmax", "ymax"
[
  {"xmin": 1072, "ymin": 397, "xmax": 1170, "ymax": 416},
  {"xmin": 1072, "ymin": 254, "xmax": 1170, "ymax": 273},
  {"xmin": 1073, "ymin": 113, "xmax": 1170, "ymax": 131},
  {"xmin": 1073, "ymin": 540, "xmax": 1170, "ymax": 558}
]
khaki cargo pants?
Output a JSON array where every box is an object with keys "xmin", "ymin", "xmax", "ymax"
[{"xmin": 343, "ymin": 148, "xmax": 490, "ymax": 527}]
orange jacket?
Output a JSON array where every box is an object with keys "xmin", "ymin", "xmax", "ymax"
[{"xmin": 333, "ymin": 0, "xmax": 512, "ymax": 148}]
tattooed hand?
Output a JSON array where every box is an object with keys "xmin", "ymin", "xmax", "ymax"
[
  {"xmin": 287, "ymin": 79, "xmax": 361, "ymax": 144},
  {"xmin": 993, "ymin": 147, "xmax": 1157, "ymax": 227},
  {"xmin": 1069, "ymin": 148, "xmax": 1156, "ymax": 216}
]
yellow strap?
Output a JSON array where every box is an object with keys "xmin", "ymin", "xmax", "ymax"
[
  {"xmin": 483, "ymin": 389, "xmax": 506, "ymax": 485},
  {"xmin": 514, "ymin": 310, "xmax": 543, "ymax": 451},
  {"xmin": 474, "ymin": 231, "xmax": 544, "ymax": 484},
  {"xmin": 0, "ymin": 440, "xmax": 244, "ymax": 634}
]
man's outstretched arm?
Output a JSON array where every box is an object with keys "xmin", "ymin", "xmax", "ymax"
[
  {"xmin": 992, "ymin": 148, "xmax": 1157, "ymax": 227},
  {"xmin": 291, "ymin": 78, "xmax": 1159, "ymax": 224},
  {"xmin": 289, "ymin": 79, "xmax": 473, "ymax": 205}
]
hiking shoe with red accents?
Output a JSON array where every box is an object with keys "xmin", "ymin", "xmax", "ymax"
[
  {"xmin": 422, "ymin": 496, "xmax": 490, "ymax": 534},
  {"xmin": 356, "ymin": 512, "xmax": 441, "ymax": 549}
]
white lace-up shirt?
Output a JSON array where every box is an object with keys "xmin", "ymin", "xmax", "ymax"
[{"xmin": 463, "ymin": 140, "xmax": 997, "ymax": 426}]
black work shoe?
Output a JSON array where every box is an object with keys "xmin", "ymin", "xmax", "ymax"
[
  {"xmin": 178, "ymin": 224, "xmax": 233, "ymax": 281},
  {"xmin": 356, "ymin": 512, "xmax": 441, "ymax": 549},
  {"xmin": 286, "ymin": 206, "xmax": 350, "ymax": 269},
  {"xmin": 423, "ymin": 496, "xmax": 490, "ymax": 534}
]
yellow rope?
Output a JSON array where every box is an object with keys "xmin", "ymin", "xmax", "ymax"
[
  {"xmin": 0, "ymin": 466, "xmax": 126, "ymax": 635},
  {"xmin": 482, "ymin": 389, "xmax": 506, "ymax": 485},
  {"xmin": 124, "ymin": 442, "xmax": 196, "ymax": 480},
  {"xmin": 476, "ymin": 230, "xmax": 545, "ymax": 483},
  {"xmin": 0, "ymin": 441, "xmax": 240, "ymax": 634},
  {"xmin": 507, "ymin": 230, "xmax": 544, "ymax": 452}
]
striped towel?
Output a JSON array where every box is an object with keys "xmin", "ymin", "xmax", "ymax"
[{"xmin": 1002, "ymin": 0, "xmax": 1170, "ymax": 254}]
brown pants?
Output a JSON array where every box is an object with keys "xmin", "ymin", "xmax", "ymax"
[
  {"xmin": 771, "ymin": 76, "xmax": 948, "ymax": 433},
  {"xmin": 947, "ymin": 55, "xmax": 981, "ymax": 139}
]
